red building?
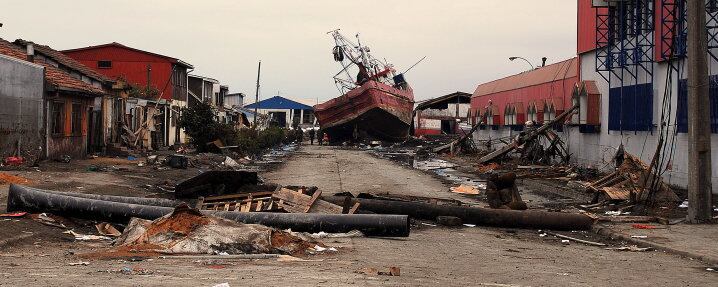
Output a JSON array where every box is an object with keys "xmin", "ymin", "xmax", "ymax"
[
  {"xmin": 62, "ymin": 43, "xmax": 191, "ymax": 102},
  {"xmin": 469, "ymin": 58, "xmax": 581, "ymax": 128}
]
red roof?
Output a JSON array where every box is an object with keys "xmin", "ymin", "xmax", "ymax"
[
  {"xmin": 473, "ymin": 58, "xmax": 579, "ymax": 98},
  {"xmin": 15, "ymin": 39, "xmax": 113, "ymax": 83},
  {"xmin": 62, "ymin": 42, "xmax": 193, "ymax": 68},
  {"xmin": 0, "ymin": 38, "xmax": 104, "ymax": 95}
]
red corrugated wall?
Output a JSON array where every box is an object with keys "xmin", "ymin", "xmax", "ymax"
[
  {"xmin": 64, "ymin": 46, "xmax": 175, "ymax": 100},
  {"xmin": 470, "ymin": 58, "xmax": 579, "ymax": 124},
  {"xmin": 577, "ymin": 0, "xmax": 610, "ymax": 55}
]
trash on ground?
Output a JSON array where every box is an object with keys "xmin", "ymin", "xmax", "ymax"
[
  {"xmin": 450, "ymin": 184, "xmax": 480, "ymax": 195},
  {"xmin": 68, "ymin": 261, "xmax": 90, "ymax": 266},
  {"xmin": 0, "ymin": 173, "xmax": 31, "ymax": 185},
  {"xmin": 95, "ymin": 222, "xmax": 122, "ymax": 237},
  {"xmin": 0, "ymin": 212, "xmax": 27, "ymax": 217},
  {"xmin": 64, "ymin": 230, "xmax": 113, "ymax": 241},
  {"xmin": 605, "ymin": 245, "xmax": 652, "ymax": 252},
  {"xmin": 104, "ymin": 205, "xmax": 320, "ymax": 257}
]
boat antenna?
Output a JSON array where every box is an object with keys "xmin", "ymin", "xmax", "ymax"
[{"xmin": 403, "ymin": 56, "xmax": 427, "ymax": 74}]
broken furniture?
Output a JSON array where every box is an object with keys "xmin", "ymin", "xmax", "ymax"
[{"xmin": 7, "ymin": 184, "xmax": 410, "ymax": 237}]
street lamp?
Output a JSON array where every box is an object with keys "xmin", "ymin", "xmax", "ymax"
[{"xmin": 509, "ymin": 56, "xmax": 535, "ymax": 71}]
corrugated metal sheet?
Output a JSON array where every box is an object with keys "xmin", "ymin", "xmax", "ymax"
[
  {"xmin": 471, "ymin": 58, "xmax": 579, "ymax": 126},
  {"xmin": 473, "ymin": 58, "xmax": 578, "ymax": 97},
  {"xmin": 63, "ymin": 44, "xmax": 182, "ymax": 100},
  {"xmin": 578, "ymin": 0, "xmax": 599, "ymax": 54}
]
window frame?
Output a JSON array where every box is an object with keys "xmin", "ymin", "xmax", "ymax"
[
  {"xmin": 97, "ymin": 60, "xmax": 112, "ymax": 69},
  {"xmin": 71, "ymin": 102, "xmax": 83, "ymax": 136},
  {"xmin": 50, "ymin": 101, "xmax": 65, "ymax": 136}
]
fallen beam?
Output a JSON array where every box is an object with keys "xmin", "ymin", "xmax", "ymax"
[
  {"xmin": 7, "ymin": 185, "xmax": 409, "ymax": 237},
  {"xmin": 323, "ymin": 196, "xmax": 593, "ymax": 231},
  {"xmin": 478, "ymin": 104, "xmax": 579, "ymax": 164}
]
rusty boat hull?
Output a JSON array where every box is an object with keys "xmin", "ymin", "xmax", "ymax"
[{"xmin": 314, "ymin": 81, "xmax": 414, "ymax": 142}]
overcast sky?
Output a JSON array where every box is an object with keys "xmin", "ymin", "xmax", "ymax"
[{"xmin": 1, "ymin": 0, "xmax": 577, "ymax": 104}]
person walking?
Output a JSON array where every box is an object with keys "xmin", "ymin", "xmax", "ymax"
[
  {"xmin": 317, "ymin": 129, "xmax": 324, "ymax": 146},
  {"xmin": 308, "ymin": 128, "xmax": 316, "ymax": 145}
]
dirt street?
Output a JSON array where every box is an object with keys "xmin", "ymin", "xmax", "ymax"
[{"xmin": 1, "ymin": 145, "xmax": 716, "ymax": 286}]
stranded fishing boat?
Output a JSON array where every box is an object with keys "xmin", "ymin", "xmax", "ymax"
[{"xmin": 314, "ymin": 30, "xmax": 415, "ymax": 142}]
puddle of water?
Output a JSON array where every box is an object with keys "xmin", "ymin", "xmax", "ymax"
[{"xmin": 414, "ymin": 159, "xmax": 486, "ymax": 189}]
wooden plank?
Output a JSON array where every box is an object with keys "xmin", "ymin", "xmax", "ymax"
[
  {"xmin": 223, "ymin": 203, "xmax": 230, "ymax": 211},
  {"xmin": 203, "ymin": 191, "xmax": 274, "ymax": 202},
  {"xmin": 303, "ymin": 190, "xmax": 323, "ymax": 213},
  {"xmin": 255, "ymin": 200, "xmax": 264, "ymax": 211},
  {"xmin": 478, "ymin": 105, "xmax": 578, "ymax": 164},
  {"xmin": 273, "ymin": 188, "xmax": 343, "ymax": 214},
  {"xmin": 348, "ymin": 202, "xmax": 360, "ymax": 214}
]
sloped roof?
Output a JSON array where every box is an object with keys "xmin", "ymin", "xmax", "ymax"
[
  {"xmin": 415, "ymin": 91, "xmax": 472, "ymax": 111},
  {"xmin": 62, "ymin": 42, "xmax": 193, "ymax": 68},
  {"xmin": 15, "ymin": 39, "xmax": 113, "ymax": 83},
  {"xmin": 244, "ymin": 96, "xmax": 313, "ymax": 110},
  {"xmin": 473, "ymin": 57, "xmax": 578, "ymax": 98},
  {"xmin": 0, "ymin": 38, "xmax": 104, "ymax": 95}
]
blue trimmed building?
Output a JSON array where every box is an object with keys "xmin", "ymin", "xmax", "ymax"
[{"xmin": 244, "ymin": 96, "xmax": 315, "ymax": 128}]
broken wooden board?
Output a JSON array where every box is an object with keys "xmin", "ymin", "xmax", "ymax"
[
  {"xmin": 478, "ymin": 104, "xmax": 578, "ymax": 164},
  {"xmin": 601, "ymin": 187, "xmax": 632, "ymax": 201},
  {"xmin": 273, "ymin": 188, "xmax": 343, "ymax": 214}
]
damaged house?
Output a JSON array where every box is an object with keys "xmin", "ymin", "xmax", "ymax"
[
  {"xmin": 413, "ymin": 92, "xmax": 472, "ymax": 136},
  {"xmin": 62, "ymin": 42, "xmax": 192, "ymax": 149},
  {"xmin": 0, "ymin": 38, "xmax": 108, "ymax": 160}
]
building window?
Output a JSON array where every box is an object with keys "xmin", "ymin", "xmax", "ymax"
[
  {"xmin": 50, "ymin": 101, "xmax": 64, "ymax": 136},
  {"xmin": 608, "ymin": 83, "xmax": 653, "ymax": 131},
  {"xmin": 97, "ymin": 60, "xmax": 112, "ymax": 69},
  {"xmin": 71, "ymin": 103, "xmax": 83, "ymax": 135}
]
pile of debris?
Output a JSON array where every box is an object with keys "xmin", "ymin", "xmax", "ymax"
[
  {"xmin": 109, "ymin": 205, "xmax": 318, "ymax": 257},
  {"xmin": 584, "ymin": 148, "xmax": 679, "ymax": 207}
]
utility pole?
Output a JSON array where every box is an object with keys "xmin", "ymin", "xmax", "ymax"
[
  {"xmin": 687, "ymin": 0, "xmax": 713, "ymax": 223},
  {"xmin": 253, "ymin": 61, "xmax": 262, "ymax": 128}
]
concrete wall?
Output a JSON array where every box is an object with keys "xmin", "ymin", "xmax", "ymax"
[{"xmin": 0, "ymin": 54, "xmax": 45, "ymax": 159}]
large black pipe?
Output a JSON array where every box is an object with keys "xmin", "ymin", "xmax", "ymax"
[
  {"xmin": 7, "ymin": 185, "xmax": 409, "ymax": 237},
  {"xmin": 37, "ymin": 188, "xmax": 183, "ymax": 207},
  {"xmin": 324, "ymin": 196, "xmax": 593, "ymax": 231}
]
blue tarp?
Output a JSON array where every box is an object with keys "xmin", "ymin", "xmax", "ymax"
[{"xmin": 243, "ymin": 96, "xmax": 313, "ymax": 110}]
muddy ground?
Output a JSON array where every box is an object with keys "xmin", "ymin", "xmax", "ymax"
[{"xmin": 0, "ymin": 145, "xmax": 716, "ymax": 286}]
